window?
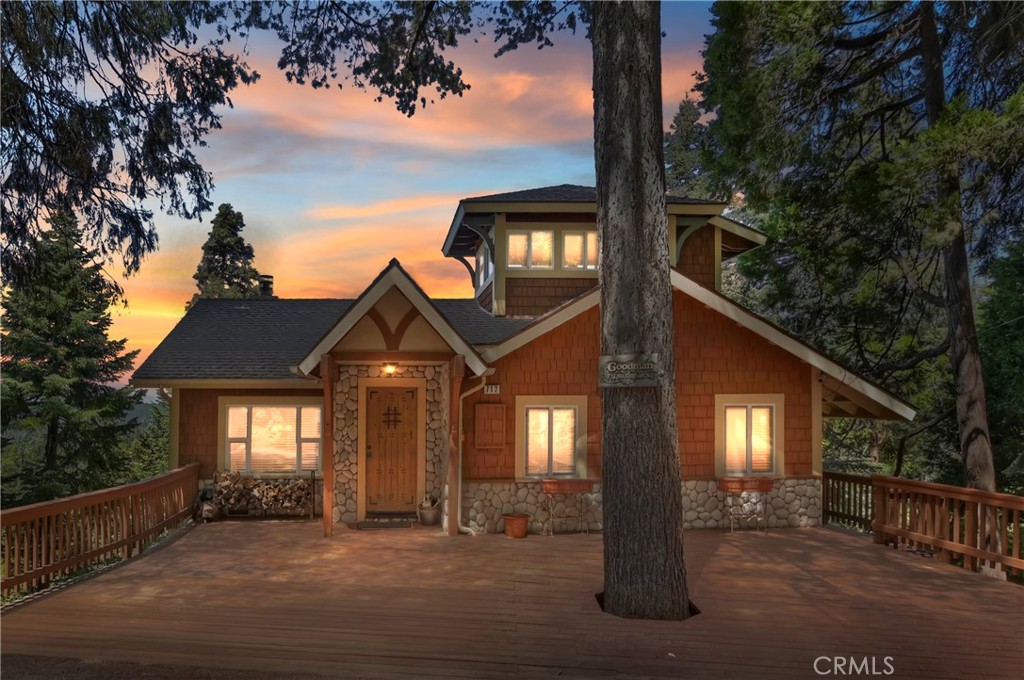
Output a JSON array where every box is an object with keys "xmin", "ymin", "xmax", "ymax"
[
  {"xmin": 475, "ymin": 242, "xmax": 493, "ymax": 289},
  {"xmin": 563, "ymin": 231, "xmax": 598, "ymax": 270},
  {"xmin": 526, "ymin": 407, "xmax": 577, "ymax": 476},
  {"xmin": 714, "ymin": 394, "xmax": 784, "ymax": 477},
  {"xmin": 514, "ymin": 395, "xmax": 588, "ymax": 479},
  {"xmin": 507, "ymin": 230, "xmax": 553, "ymax": 269},
  {"xmin": 225, "ymin": 404, "xmax": 322, "ymax": 475}
]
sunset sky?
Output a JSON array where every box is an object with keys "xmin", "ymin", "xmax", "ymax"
[{"xmin": 113, "ymin": 3, "xmax": 713, "ymax": 373}]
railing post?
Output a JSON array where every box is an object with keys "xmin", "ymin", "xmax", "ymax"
[
  {"xmin": 871, "ymin": 476, "xmax": 888, "ymax": 545},
  {"xmin": 965, "ymin": 501, "xmax": 978, "ymax": 571}
]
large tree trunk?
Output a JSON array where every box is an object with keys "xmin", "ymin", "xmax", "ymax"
[
  {"xmin": 592, "ymin": 0, "xmax": 689, "ymax": 620},
  {"xmin": 919, "ymin": 4, "xmax": 995, "ymax": 491}
]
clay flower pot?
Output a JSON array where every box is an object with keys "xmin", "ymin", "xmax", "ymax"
[{"xmin": 502, "ymin": 512, "xmax": 530, "ymax": 539}]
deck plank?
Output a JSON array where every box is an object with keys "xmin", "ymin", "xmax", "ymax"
[{"xmin": 2, "ymin": 522, "xmax": 1022, "ymax": 679}]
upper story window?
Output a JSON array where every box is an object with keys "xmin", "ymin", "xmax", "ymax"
[
  {"xmin": 507, "ymin": 230, "xmax": 553, "ymax": 269},
  {"xmin": 563, "ymin": 231, "xmax": 598, "ymax": 270},
  {"xmin": 226, "ymin": 404, "xmax": 322, "ymax": 475},
  {"xmin": 475, "ymin": 242, "xmax": 494, "ymax": 289}
]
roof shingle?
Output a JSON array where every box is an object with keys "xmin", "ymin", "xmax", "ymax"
[{"xmin": 132, "ymin": 298, "xmax": 530, "ymax": 382}]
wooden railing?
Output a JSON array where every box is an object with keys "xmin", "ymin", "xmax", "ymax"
[
  {"xmin": 822, "ymin": 471, "xmax": 873, "ymax": 532},
  {"xmin": 1, "ymin": 463, "xmax": 200, "ymax": 598},
  {"xmin": 872, "ymin": 475, "xmax": 1024, "ymax": 578}
]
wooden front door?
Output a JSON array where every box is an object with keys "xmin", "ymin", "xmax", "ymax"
[{"xmin": 366, "ymin": 387, "xmax": 418, "ymax": 512}]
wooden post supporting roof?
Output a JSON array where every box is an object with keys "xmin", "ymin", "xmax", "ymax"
[
  {"xmin": 321, "ymin": 354, "xmax": 337, "ymax": 537},
  {"xmin": 446, "ymin": 355, "xmax": 466, "ymax": 536}
]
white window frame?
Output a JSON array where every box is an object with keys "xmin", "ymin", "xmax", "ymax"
[
  {"xmin": 562, "ymin": 230, "xmax": 598, "ymax": 270},
  {"xmin": 714, "ymin": 394, "xmax": 785, "ymax": 478},
  {"xmin": 514, "ymin": 395, "xmax": 588, "ymax": 480},
  {"xmin": 219, "ymin": 396, "xmax": 323, "ymax": 477},
  {"xmin": 506, "ymin": 230, "xmax": 554, "ymax": 270},
  {"xmin": 475, "ymin": 241, "xmax": 494, "ymax": 291}
]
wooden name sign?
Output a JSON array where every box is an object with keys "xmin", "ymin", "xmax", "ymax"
[{"xmin": 598, "ymin": 353, "xmax": 662, "ymax": 387}]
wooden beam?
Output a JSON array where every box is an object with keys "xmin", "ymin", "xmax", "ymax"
[
  {"xmin": 811, "ymin": 367, "xmax": 823, "ymax": 475},
  {"xmin": 446, "ymin": 355, "xmax": 466, "ymax": 536},
  {"xmin": 321, "ymin": 354, "xmax": 337, "ymax": 537}
]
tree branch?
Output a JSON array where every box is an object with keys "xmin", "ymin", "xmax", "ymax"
[
  {"xmin": 894, "ymin": 406, "xmax": 954, "ymax": 476},
  {"xmin": 871, "ymin": 333, "xmax": 950, "ymax": 374}
]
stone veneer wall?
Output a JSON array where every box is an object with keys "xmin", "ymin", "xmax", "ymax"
[
  {"xmin": 332, "ymin": 363, "xmax": 450, "ymax": 524},
  {"xmin": 461, "ymin": 477, "xmax": 821, "ymax": 534}
]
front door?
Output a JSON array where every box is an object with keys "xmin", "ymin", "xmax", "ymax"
[{"xmin": 366, "ymin": 387, "xmax": 418, "ymax": 512}]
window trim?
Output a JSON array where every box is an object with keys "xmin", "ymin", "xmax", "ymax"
[
  {"xmin": 561, "ymin": 230, "xmax": 598, "ymax": 270},
  {"xmin": 218, "ymin": 396, "xmax": 324, "ymax": 477},
  {"xmin": 475, "ymin": 241, "xmax": 494, "ymax": 291},
  {"xmin": 507, "ymin": 230, "xmax": 554, "ymax": 270},
  {"xmin": 514, "ymin": 395, "xmax": 588, "ymax": 480},
  {"xmin": 714, "ymin": 393, "xmax": 785, "ymax": 478}
]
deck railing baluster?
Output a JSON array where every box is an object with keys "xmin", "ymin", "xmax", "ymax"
[{"xmin": 0, "ymin": 464, "xmax": 199, "ymax": 598}]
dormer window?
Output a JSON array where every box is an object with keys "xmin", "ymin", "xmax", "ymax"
[
  {"xmin": 563, "ymin": 231, "xmax": 598, "ymax": 270},
  {"xmin": 507, "ymin": 230, "xmax": 553, "ymax": 269}
]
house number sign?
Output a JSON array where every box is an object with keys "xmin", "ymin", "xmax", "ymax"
[{"xmin": 598, "ymin": 353, "xmax": 662, "ymax": 388}]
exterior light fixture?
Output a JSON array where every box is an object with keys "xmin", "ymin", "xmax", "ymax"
[{"xmin": 383, "ymin": 363, "xmax": 398, "ymax": 376}]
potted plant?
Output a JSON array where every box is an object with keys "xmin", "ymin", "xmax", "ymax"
[
  {"xmin": 417, "ymin": 494, "xmax": 441, "ymax": 526},
  {"xmin": 502, "ymin": 512, "xmax": 530, "ymax": 538}
]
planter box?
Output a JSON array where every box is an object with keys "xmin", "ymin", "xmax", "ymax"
[
  {"xmin": 718, "ymin": 477, "xmax": 774, "ymax": 494},
  {"xmin": 540, "ymin": 479, "xmax": 595, "ymax": 495}
]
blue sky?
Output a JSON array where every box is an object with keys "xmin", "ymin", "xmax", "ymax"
[{"xmin": 114, "ymin": 2, "xmax": 714, "ymax": 367}]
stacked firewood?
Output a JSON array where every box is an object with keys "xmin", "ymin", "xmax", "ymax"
[{"xmin": 212, "ymin": 471, "xmax": 314, "ymax": 516}]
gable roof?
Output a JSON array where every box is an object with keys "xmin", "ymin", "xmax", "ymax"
[
  {"xmin": 132, "ymin": 298, "xmax": 352, "ymax": 383},
  {"xmin": 443, "ymin": 185, "xmax": 729, "ymax": 258},
  {"xmin": 462, "ymin": 184, "xmax": 714, "ymax": 205},
  {"xmin": 295, "ymin": 259, "xmax": 489, "ymax": 376},
  {"xmin": 132, "ymin": 297, "xmax": 528, "ymax": 386},
  {"xmin": 480, "ymin": 271, "xmax": 916, "ymax": 422}
]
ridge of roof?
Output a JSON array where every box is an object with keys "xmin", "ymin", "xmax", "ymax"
[{"xmin": 461, "ymin": 184, "xmax": 716, "ymax": 205}]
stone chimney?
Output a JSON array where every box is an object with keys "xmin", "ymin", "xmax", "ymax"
[{"xmin": 258, "ymin": 274, "xmax": 275, "ymax": 298}]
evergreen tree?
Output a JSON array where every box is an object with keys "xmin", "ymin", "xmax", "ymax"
[
  {"xmin": 979, "ymin": 239, "xmax": 1024, "ymax": 494},
  {"xmin": 698, "ymin": 1, "xmax": 1024, "ymax": 490},
  {"xmin": 113, "ymin": 400, "xmax": 171, "ymax": 485},
  {"xmin": 1, "ymin": 213, "xmax": 143, "ymax": 506},
  {"xmin": 190, "ymin": 203, "xmax": 261, "ymax": 305},
  {"xmin": 664, "ymin": 97, "xmax": 719, "ymax": 200}
]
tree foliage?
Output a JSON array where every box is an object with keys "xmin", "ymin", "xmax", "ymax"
[
  {"xmin": 190, "ymin": 203, "xmax": 261, "ymax": 305},
  {"xmin": 697, "ymin": 1, "xmax": 1024, "ymax": 489},
  {"xmin": 1, "ymin": 0, "xmax": 257, "ymax": 281},
  {"xmin": 663, "ymin": 97, "xmax": 719, "ymax": 201},
  {"xmin": 1, "ymin": 214, "xmax": 143, "ymax": 507},
  {"xmin": 978, "ymin": 239, "xmax": 1024, "ymax": 494}
]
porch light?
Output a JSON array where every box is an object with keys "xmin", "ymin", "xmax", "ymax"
[{"xmin": 382, "ymin": 362, "xmax": 398, "ymax": 376}]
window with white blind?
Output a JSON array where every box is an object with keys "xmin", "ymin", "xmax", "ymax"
[
  {"xmin": 563, "ymin": 231, "xmax": 598, "ymax": 270},
  {"xmin": 515, "ymin": 396, "xmax": 588, "ymax": 479},
  {"xmin": 507, "ymin": 230, "xmax": 553, "ymax": 269},
  {"xmin": 714, "ymin": 394, "xmax": 784, "ymax": 477},
  {"xmin": 225, "ymin": 404, "xmax": 322, "ymax": 475}
]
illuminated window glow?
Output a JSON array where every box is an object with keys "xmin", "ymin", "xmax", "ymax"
[
  {"xmin": 724, "ymin": 405, "xmax": 774, "ymax": 475},
  {"xmin": 563, "ymin": 231, "xmax": 598, "ymax": 270},
  {"xmin": 525, "ymin": 406, "xmax": 577, "ymax": 476},
  {"xmin": 227, "ymin": 405, "xmax": 322, "ymax": 474},
  {"xmin": 507, "ymin": 230, "xmax": 553, "ymax": 269}
]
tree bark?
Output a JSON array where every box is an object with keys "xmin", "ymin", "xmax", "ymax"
[
  {"xmin": 592, "ymin": 0, "xmax": 689, "ymax": 620},
  {"xmin": 919, "ymin": 4, "xmax": 996, "ymax": 491}
]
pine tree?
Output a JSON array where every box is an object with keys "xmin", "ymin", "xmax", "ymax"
[
  {"xmin": 1, "ymin": 213, "xmax": 143, "ymax": 506},
  {"xmin": 190, "ymin": 203, "xmax": 261, "ymax": 306}
]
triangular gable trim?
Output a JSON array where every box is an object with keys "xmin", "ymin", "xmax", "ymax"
[
  {"xmin": 297, "ymin": 260, "xmax": 488, "ymax": 376},
  {"xmin": 480, "ymin": 272, "xmax": 915, "ymax": 421}
]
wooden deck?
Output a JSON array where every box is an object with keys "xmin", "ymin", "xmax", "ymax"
[{"xmin": 2, "ymin": 522, "xmax": 1021, "ymax": 679}]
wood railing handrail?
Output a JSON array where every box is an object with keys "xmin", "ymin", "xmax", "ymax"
[
  {"xmin": 0, "ymin": 463, "xmax": 201, "ymax": 523},
  {"xmin": 2, "ymin": 463, "xmax": 200, "ymax": 597},
  {"xmin": 871, "ymin": 474, "xmax": 1024, "ymax": 509},
  {"xmin": 822, "ymin": 471, "xmax": 873, "ymax": 485}
]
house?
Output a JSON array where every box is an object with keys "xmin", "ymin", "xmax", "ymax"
[{"xmin": 132, "ymin": 184, "xmax": 915, "ymax": 536}]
